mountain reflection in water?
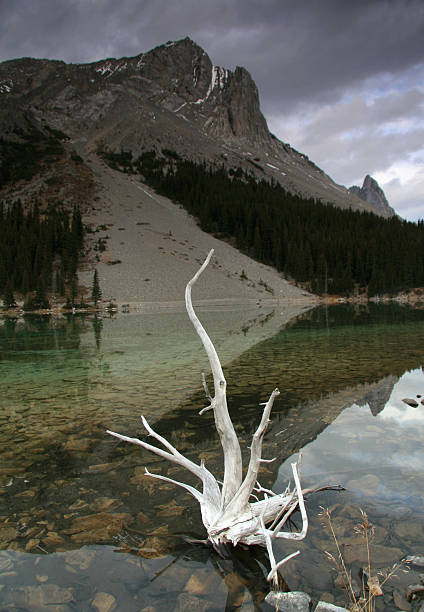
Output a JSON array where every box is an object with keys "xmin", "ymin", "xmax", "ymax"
[{"xmin": 0, "ymin": 304, "xmax": 423, "ymax": 610}]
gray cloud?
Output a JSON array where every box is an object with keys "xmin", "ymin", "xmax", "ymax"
[
  {"xmin": 0, "ymin": 0, "xmax": 423, "ymax": 219},
  {"xmin": 268, "ymin": 71, "xmax": 424, "ymax": 219},
  {"xmin": 2, "ymin": 0, "xmax": 423, "ymax": 110}
]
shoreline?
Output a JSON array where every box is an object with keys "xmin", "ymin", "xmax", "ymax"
[
  {"xmin": 2, "ymin": 292, "xmax": 424, "ymax": 318},
  {"xmin": 0, "ymin": 295, "xmax": 317, "ymax": 318}
]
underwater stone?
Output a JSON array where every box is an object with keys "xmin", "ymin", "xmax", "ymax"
[
  {"xmin": 91, "ymin": 592, "xmax": 116, "ymax": 612},
  {"xmin": 392, "ymin": 589, "xmax": 411, "ymax": 611},
  {"xmin": 405, "ymin": 556, "xmax": 424, "ymax": 567},
  {"xmin": 265, "ymin": 590, "xmax": 311, "ymax": 611},
  {"xmin": 406, "ymin": 584, "xmax": 424, "ymax": 602},
  {"xmin": 315, "ymin": 603, "xmax": 349, "ymax": 611}
]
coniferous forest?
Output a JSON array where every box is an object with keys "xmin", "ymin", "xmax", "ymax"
[
  {"xmin": 0, "ymin": 201, "xmax": 84, "ymax": 308},
  {"xmin": 2, "ymin": 144, "xmax": 423, "ymax": 308},
  {"xmin": 101, "ymin": 149, "xmax": 424, "ymax": 296}
]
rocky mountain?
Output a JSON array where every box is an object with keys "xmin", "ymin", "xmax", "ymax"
[
  {"xmin": 0, "ymin": 37, "xmax": 392, "ymax": 217},
  {"xmin": 349, "ymin": 175, "xmax": 395, "ymax": 217}
]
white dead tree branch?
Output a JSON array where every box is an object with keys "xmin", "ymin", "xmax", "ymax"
[{"xmin": 107, "ymin": 249, "xmax": 310, "ymax": 580}]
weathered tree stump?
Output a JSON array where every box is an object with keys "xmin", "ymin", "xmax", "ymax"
[{"xmin": 107, "ymin": 249, "xmax": 310, "ymax": 584}]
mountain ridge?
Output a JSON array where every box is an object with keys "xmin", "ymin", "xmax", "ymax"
[
  {"xmin": 0, "ymin": 37, "xmax": 394, "ymax": 217},
  {"xmin": 2, "ymin": 38, "xmax": 424, "ymax": 306}
]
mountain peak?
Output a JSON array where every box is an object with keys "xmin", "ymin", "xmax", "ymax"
[
  {"xmin": 349, "ymin": 175, "xmax": 395, "ymax": 217},
  {"xmin": 0, "ymin": 38, "xmax": 393, "ymax": 217},
  {"xmin": 363, "ymin": 174, "xmax": 379, "ymax": 190}
]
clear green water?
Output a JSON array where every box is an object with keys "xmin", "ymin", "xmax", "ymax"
[{"xmin": 0, "ymin": 304, "xmax": 424, "ymax": 611}]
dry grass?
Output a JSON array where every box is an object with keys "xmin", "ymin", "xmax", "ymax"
[{"xmin": 319, "ymin": 507, "xmax": 408, "ymax": 612}]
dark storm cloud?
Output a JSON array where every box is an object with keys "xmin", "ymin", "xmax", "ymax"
[
  {"xmin": 0, "ymin": 0, "xmax": 422, "ymax": 218},
  {"xmin": 247, "ymin": 0, "xmax": 424, "ymax": 114},
  {"xmin": 1, "ymin": 0, "xmax": 423, "ymax": 112}
]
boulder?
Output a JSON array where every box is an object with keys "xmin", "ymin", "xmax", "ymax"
[{"xmin": 315, "ymin": 603, "xmax": 349, "ymax": 611}]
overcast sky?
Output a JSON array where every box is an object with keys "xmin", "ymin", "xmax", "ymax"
[{"xmin": 1, "ymin": 0, "xmax": 423, "ymax": 220}]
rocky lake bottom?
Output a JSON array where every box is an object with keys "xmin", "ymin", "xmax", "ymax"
[{"xmin": 0, "ymin": 303, "xmax": 423, "ymax": 611}]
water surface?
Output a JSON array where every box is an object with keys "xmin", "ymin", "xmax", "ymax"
[{"xmin": 0, "ymin": 304, "xmax": 423, "ymax": 610}]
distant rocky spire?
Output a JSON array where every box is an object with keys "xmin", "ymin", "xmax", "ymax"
[{"xmin": 349, "ymin": 175, "xmax": 396, "ymax": 217}]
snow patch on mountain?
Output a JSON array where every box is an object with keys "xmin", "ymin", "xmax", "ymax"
[
  {"xmin": 96, "ymin": 61, "xmax": 128, "ymax": 77},
  {"xmin": 0, "ymin": 79, "xmax": 13, "ymax": 93},
  {"xmin": 195, "ymin": 65, "xmax": 229, "ymax": 104}
]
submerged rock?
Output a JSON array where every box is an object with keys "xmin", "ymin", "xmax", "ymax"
[
  {"xmin": 2, "ymin": 584, "xmax": 74, "ymax": 609},
  {"xmin": 91, "ymin": 497, "xmax": 121, "ymax": 512},
  {"xmin": 405, "ymin": 555, "xmax": 424, "ymax": 568},
  {"xmin": 0, "ymin": 554, "xmax": 13, "ymax": 573},
  {"xmin": 343, "ymin": 542, "xmax": 403, "ymax": 565},
  {"xmin": 0, "ymin": 525, "xmax": 17, "ymax": 544},
  {"xmin": 63, "ymin": 437, "xmax": 93, "ymax": 452},
  {"xmin": 156, "ymin": 499, "xmax": 185, "ymax": 516},
  {"xmin": 91, "ymin": 591, "xmax": 116, "ymax": 612},
  {"xmin": 265, "ymin": 590, "xmax": 311, "ymax": 611},
  {"xmin": 64, "ymin": 548, "xmax": 97, "ymax": 571},
  {"xmin": 315, "ymin": 603, "xmax": 349, "ymax": 611},
  {"xmin": 136, "ymin": 510, "xmax": 149, "ymax": 523},
  {"xmin": 63, "ymin": 512, "xmax": 131, "ymax": 543},
  {"xmin": 392, "ymin": 589, "xmax": 411, "ymax": 610},
  {"xmin": 87, "ymin": 461, "xmax": 124, "ymax": 474},
  {"xmin": 406, "ymin": 583, "xmax": 424, "ymax": 602},
  {"xmin": 333, "ymin": 572, "xmax": 361, "ymax": 598},
  {"xmin": 24, "ymin": 538, "xmax": 40, "ymax": 551},
  {"xmin": 174, "ymin": 591, "xmax": 216, "ymax": 611},
  {"xmin": 346, "ymin": 473, "xmax": 380, "ymax": 496},
  {"xmin": 42, "ymin": 531, "xmax": 66, "ymax": 547}
]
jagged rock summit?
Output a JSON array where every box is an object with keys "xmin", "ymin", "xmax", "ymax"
[
  {"xmin": 0, "ymin": 37, "xmax": 392, "ymax": 216},
  {"xmin": 349, "ymin": 175, "xmax": 395, "ymax": 217},
  {"xmin": 0, "ymin": 37, "xmax": 269, "ymax": 148}
]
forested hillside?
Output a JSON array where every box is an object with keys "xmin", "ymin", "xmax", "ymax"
[
  {"xmin": 0, "ymin": 201, "xmax": 84, "ymax": 308},
  {"xmin": 102, "ymin": 149, "xmax": 424, "ymax": 296}
]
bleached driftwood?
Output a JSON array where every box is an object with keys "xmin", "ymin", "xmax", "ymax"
[{"xmin": 107, "ymin": 249, "xmax": 309, "ymax": 582}]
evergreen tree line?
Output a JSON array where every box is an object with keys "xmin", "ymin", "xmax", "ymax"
[
  {"xmin": 0, "ymin": 200, "xmax": 84, "ymax": 307},
  {"xmin": 102, "ymin": 149, "xmax": 424, "ymax": 296}
]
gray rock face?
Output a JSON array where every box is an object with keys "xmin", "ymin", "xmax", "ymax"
[
  {"xmin": 349, "ymin": 175, "xmax": 396, "ymax": 217},
  {"xmin": 0, "ymin": 37, "xmax": 390, "ymax": 216},
  {"xmin": 0, "ymin": 37, "xmax": 268, "ymax": 148}
]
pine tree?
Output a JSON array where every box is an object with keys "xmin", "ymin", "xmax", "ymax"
[
  {"xmin": 34, "ymin": 279, "xmax": 50, "ymax": 310},
  {"xmin": 91, "ymin": 270, "xmax": 102, "ymax": 306},
  {"xmin": 3, "ymin": 286, "xmax": 17, "ymax": 309},
  {"xmin": 92, "ymin": 315, "xmax": 103, "ymax": 349},
  {"xmin": 55, "ymin": 269, "xmax": 65, "ymax": 296},
  {"xmin": 70, "ymin": 275, "xmax": 78, "ymax": 307}
]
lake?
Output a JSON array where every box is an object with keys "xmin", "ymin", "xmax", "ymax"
[{"xmin": 0, "ymin": 303, "xmax": 423, "ymax": 611}]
